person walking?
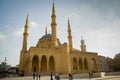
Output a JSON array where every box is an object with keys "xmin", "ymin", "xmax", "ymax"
[
  {"xmin": 69, "ymin": 74, "xmax": 73, "ymax": 80},
  {"xmin": 36, "ymin": 73, "xmax": 38, "ymax": 80},
  {"xmin": 88, "ymin": 72, "xmax": 91, "ymax": 79},
  {"xmin": 51, "ymin": 72, "xmax": 53, "ymax": 80},
  {"xmin": 33, "ymin": 72, "xmax": 35, "ymax": 80},
  {"xmin": 38, "ymin": 74, "xmax": 41, "ymax": 80},
  {"xmin": 55, "ymin": 73, "xmax": 60, "ymax": 80},
  {"xmin": 88, "ymin": 72, "xmax": 93, "ymax": 80}
]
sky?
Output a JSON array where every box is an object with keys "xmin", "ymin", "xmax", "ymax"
[{"xmin": 0, "ymin": 0, "xmax": 120, "ymax": 66}]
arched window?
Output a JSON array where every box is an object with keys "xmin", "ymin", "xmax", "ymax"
[
  {"xmin": 79, "ymin": 58, "xmax": 83, "ymax": 69},
  {"xmin": 73, "ymin": 57, "xmax": 77, "ymax": 70},
  {"xmin": 41, "ymin": 55, "xmax": 47, "ymax": 72},
  {"xmin": 91, "ymin": 58, "xmax": 97, "ymax": 73},
  {"xmin": 49, "ymin": 56, "xmax": 55, "ymax": 72},
  {"xmin": 84, "ymin": 58, "xmax": 88, "ymax": 70}
]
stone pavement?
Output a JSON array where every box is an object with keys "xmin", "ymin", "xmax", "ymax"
[{"xmin": 0, "ymin": 75, "xmax": 120, "ymax": 80}]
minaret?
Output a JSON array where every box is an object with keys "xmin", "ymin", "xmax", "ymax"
[
  {"xmin": 45, "ymin": 26, "xmax": 47, "ymax": 34},
  {"xmin": 68, "ymin": 19, "xmax": 73, "ymax": 52},
  {"xmin": 19, "ymin": 15, "xmax": 29, "ymax": 74},
  {"xmin": 51, "ymin": 2, "xmax": 57, "ymax": 47},
  {"xmin": 80, "ymin": 36, "xmax": 86, "ymax": 52},
  {"xmin": 22, "ymin": 15, "xmax": 29, "ymax": 52}
]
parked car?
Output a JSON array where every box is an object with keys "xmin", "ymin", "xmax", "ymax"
[{"xmin": 8, "ymin": 67, "xmax": 19, "ymax": 77}]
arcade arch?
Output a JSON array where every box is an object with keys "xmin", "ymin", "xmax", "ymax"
[
  {"xmin": 41, "ymin": 55, "xmax": 47, "ymax": 72},
  {"xmin": 73, "ymin": 57, "xmax": 77, "ymax": 70},
  {"xmin": 49, "ymin": 56, "xmax": 55, "ymax": 72},
  {"xmin": 84, "ymin": 58, "xmax": 88, "ymax": 70},
  {"xmin": 32, "ymin": 55, "xmax": 39, "ymax": 72}
]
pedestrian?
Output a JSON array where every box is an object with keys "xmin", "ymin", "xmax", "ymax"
[
  {"xmin": 39, "ymin": 74, "xmax": 41, "ymax": 80},
  {"xmin": 55, "ymin": 73, "xmax": 60, "ymax": 80},
  {"xmin": 69, "ymin": 74, "xmax": 73, "ymax": 80},
  {"xmin": 51, "ymin": 72, "xmax": 53, "ymax": 80},
  {"xmin": 33, "ymin": 72, "xmax": 35, "ymax": 80},
  {"xmin": 36, "ymin": 73, "xmax": 38, "ymax": 80},
  {"xmin": 91, "ymin": 72, "xmax": 93, "ymax": 78},
  {"xmin": 88, "ymin": 72, "xmax": 90, "ymax": 79},
  {"xmin": 57, "ymin": 74, "xmax": 60, "ymax": 80},
  {"xmin": 89, "ymin": 72, "xmax": 94, "ymax": 79}
]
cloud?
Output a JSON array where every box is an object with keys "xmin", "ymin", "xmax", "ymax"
[
  {"xmin": 13, "ymin": 28, "xmax": 23, "ymax": 37},
  {"xmin": 65, "ymin": 13, "xmax": 80, "ymax": 20},
  {"xmin": 30, "ymin": 21, "xmax": 37, "ymax": 28},
  {"xmin": 0, "ymin": 33, "xmax": 6, "ymax": 40},
  {"xmin": 83, "ymin": 26, "xmax": 120, "ymax": 58},
  {"xmin": 13, "ymin": 21, "xmax": 38, "ymax": 37}
]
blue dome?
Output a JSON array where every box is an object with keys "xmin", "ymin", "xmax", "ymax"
[
  {"xmin": 42, "ymin": 34, "xmax": 52, "ymax": 38},
  {"xmin": 58, "ymin": 42, "xmax": 62, "ymax": 46}
]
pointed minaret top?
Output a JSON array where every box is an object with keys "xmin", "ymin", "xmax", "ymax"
[
  {"xmin": 68, "ymin": 18, "xmax": 71, "ymax": 30},
  {"xmin": 25, "ymin": 14, "xmax": 28, "ymax": 27},
  {"xmin": 81, "ymin": 36, "xmax": 83, "ymax": 40},
  {"xmin": 52, "ymin": 1, "xmax": 55, "ymax": 15},
  {"xmin": 45, "ymin": 26, "xmax": 47, "ymax": 34}
]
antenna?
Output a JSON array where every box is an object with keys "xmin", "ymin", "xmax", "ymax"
[
  {"xmin": 81, "ymin": 36, "xmax": 83, "ymax": 40},
  {"xmin": 5, "ymin": 57, "xmax": 7, "ymax": 62}
]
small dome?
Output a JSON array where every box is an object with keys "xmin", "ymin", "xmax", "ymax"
[
  {"xmin": 42, "ymin": 34, "xmax": 52, "ymax": 38},
  {"xmin": 58, "ymin": 42, "xmax": 62, "ymax": 46}
]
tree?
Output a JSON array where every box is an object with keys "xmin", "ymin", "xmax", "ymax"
[
  {"xmin": 106, "ymin": 57, "xmax": 113, "ymax": 71},
  {"xmin": 113, "ymin": 53, "xmax": 120, "ymax": 71}
]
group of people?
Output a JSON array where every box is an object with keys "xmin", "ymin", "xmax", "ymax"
[
  {"xmin": 88, "ymin": 72, "xmax": 93, "ymax": 79},
  {"xmin": 33, "ymin": 72, "xmax": 74, "ymax": 80},
  {"xmin": 33, "ymin": 72, "xmax": 94, "ymax": 80},
  {"xmin": 51, "ymin": 72, "xmax": 73, "ymax": 80},
  {"xmin": 51, "ymin": 72, "xmax": 60, "ymax": 80},
  {"xmin": 33, "ymin": 72, "xmax": 40, "ymax": 80}
]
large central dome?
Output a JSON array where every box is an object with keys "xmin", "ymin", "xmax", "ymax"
[
  {"xmin": 36, "ymin": 33, "xmax": 62, "ymax": 49},
  {"xmin": 42, "ymin": 33, "xmax": 52, "ymax": 38}
]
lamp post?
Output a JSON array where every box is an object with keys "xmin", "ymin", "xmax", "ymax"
[{"xmin": 5, "ymin": 57, "xmax": 6, "ymax": 71}]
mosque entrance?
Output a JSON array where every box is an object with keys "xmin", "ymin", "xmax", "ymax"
[
  {"xmin": 32, "ymin": 55, "xmax": 39, "ymax": 72},
  {"xmin": 34, "ymin": 67, "xmax": 36, "ymax": 72}
]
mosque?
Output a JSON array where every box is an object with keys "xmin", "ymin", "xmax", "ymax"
[{"xmin": 19, "ymin": 2, "xmax": 99, "ymax": 76}]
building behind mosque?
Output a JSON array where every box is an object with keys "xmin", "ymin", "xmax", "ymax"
[{"xmin": 19, "ymin": 2, "xmax": 99, "ymax": 76}]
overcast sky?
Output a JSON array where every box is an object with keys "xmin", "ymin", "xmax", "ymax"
[{"xmin": 0, "ymin": 0, "xmax": 120, "ymax": 66}]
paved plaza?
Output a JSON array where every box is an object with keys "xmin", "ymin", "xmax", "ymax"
[{"xmin": 0, "ymin": 75, "xmax": 120, "ymax": 80}]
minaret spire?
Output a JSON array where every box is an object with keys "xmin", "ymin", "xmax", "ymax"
[
  {"xmin": 25, "ymin": 14, "xmax": 28, "ymax": 27},
  {"xmin": 51, "ymin": 1, "xmax": 57, "ymax": 47},
  {"xmin": 22, "ymin": 15, "xmax": 29, "ymax": 52},
  {"xmin": 52, "ymin": 1, "xmax": 55, "ymax": 15},
  {"xmin": 68, "ymin": 19, "xmax": 71, "ymax": 30},
  {"xmin": 68, "ymin": 18, "xmax": 73, "ymax": 52},
  {"xmin": 45, "ymin": 26, "xmax": 47, "ymax": 34},
  {"xmin": 80, "ymin": 36, "xmax": 86, "ymax": 52}
]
